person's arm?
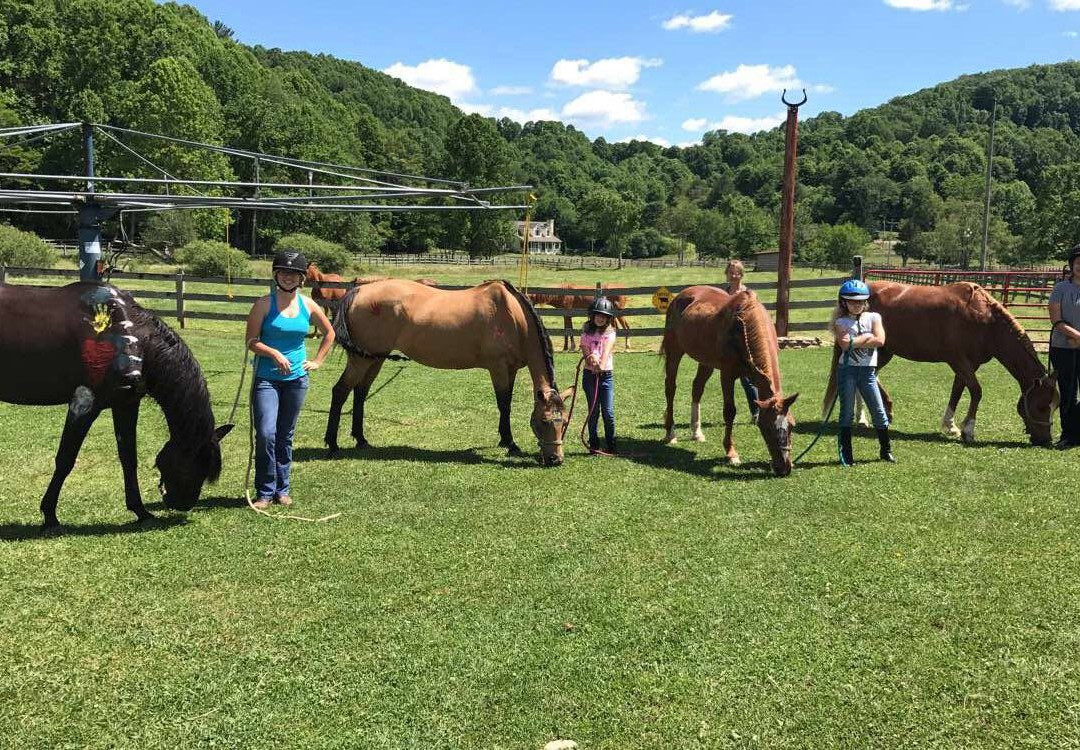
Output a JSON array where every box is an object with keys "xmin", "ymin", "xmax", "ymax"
[
  {"xmin": 244, "ymin": 297, "xmax": 292, "ymax": 375},
  {"xmin": 599, "ymin": 330, "xmax": 616, "ymax": 368},
  {"xmin": 302, "ymin": 297, "xmax": 336, "ymax": 371},
  {"xmin": 1049, "ymin": 301, "xmax": 1080, "ymax": 344},
  {"xmin": 834, "ymin": 320, "xmax": 852, "ymax": 351},
  {"xmin": 853, "ymin": 315, "xmax": 886, "ymax": 349}
]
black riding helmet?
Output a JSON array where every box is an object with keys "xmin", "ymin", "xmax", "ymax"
[
  {"xmin": 589, "ymin": 296, "xmax": 616, "ymax": 318},
  {"xmin": 1069, "ymin": 243, "xmax": 1080, "ymax": 268},
  {"xmin": 272, "ymin": 250, "xmax": 308, "ymax": 275}
]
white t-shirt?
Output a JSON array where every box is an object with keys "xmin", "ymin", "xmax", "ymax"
[{"xmin": 835, "ymin": 312, "xmax": 882, "ymax": 367}]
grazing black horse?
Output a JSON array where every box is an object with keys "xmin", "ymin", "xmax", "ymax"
[{"xmin": 0, "ymin": 282, "xmax": 232, "ymax": 530}]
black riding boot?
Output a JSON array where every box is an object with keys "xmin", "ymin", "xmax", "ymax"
[
  {"xmin": 605, "ymin": 437, "xmax": 617, "ymax": 455},
  {"xmin": 839, "ymin": 427, "xmax": 855, "ymax": 466},
  {"xmin": 877, "ymin": 428, "xmax": 896, "ymax": 463}
]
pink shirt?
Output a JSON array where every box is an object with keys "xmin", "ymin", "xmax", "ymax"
[{"xmin": 581, "ymin": 327, "xmax": 616, "ymax": 371}]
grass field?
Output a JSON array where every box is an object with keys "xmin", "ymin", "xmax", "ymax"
[{"xmin": 1, "ymin": 309, "xmax": 1079, "ymax": 748}]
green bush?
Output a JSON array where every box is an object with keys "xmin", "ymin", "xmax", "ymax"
[
  {"xmin": 275, "ymin": 233, "xmax": 350, "ymax": 274},
  {"xmin": 0, "ymin": 224, "xmax": 58, "ymax": 268},
  {"xmin": 175, "ymin": 240, "xmax": 250, "ymax": 277}
]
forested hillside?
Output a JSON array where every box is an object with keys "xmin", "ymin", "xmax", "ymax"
[{"xmin": 1, "ymin": 0, "xmax": 1077, "ymax": 265}]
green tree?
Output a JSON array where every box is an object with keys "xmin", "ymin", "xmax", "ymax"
[
  {"xmin": 810, "ymin": 223, "xmax": 872, "ymax": 269},
  {"xmin": 579, "ymin": 187, "xmax": 642, "ymax": 268}
]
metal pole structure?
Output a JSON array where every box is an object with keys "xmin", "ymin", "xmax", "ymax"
[
  {"xmin": 78, "ymin": 122, "xmax": 107, "ymax": 281},
  {"xmin": 251, "ymin": 156, "xmax": 259, "ymax": 257},
  {"xmin": 979, "ymin": 100, "xmax": 997, "ymax": 272},
  {"xmin": 776, "ymin": 89, "xmax": 807, "ymax": 337}
]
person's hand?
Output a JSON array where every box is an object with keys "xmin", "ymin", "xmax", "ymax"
[
  {"xmin": 271, "ymin": 351, "xmax": 292, "ymax": 375},
  {"xmin": 302, "ymin": 359, "xmax": 321, "ymax": 372},
  {"xmin": 837, "ymin": 332, "xmax": 851, "ymax": 350},
  {"xmin": 587, "ymin": 353, "xmax": 600, "ymax": 368},
  {"xmin": 1068, "ymin": 331, "xmax": 1080, "ymax": 349}
]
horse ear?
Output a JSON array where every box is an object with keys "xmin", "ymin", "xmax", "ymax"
[
  {"xmin": 782, "ymin": 393, "xmax": 800, "ymax": 413},
  {"xmin": 560, "ymin": 386, "xmax": 576, "ymax": 403},
  {"xmin": 214, "ymin": 424, "xmax": 234, "ymax": 441}
]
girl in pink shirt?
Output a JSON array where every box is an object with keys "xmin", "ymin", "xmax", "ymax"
[{"xmin": 579, "ymin": 296, "xmax": 618, "ymax": 454}]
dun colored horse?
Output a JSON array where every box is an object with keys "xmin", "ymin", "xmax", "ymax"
[
  {"xmin": 0, "ymin": 282, "xmax": 231, "ymax": 529},
  {"xmin": 661, "ymin": 286, "xmax": 798, "ymax": 476},
  {"xmin": 327, "ymin": 279, "xmax": 573, "ymax": 466},
  {"xmin": 528, "ymin": 284, "xmax": 632, "ymax": 351},
  {"xmin": 823, "ymin": 281, "xmax": 1057, "ymax": 445}
]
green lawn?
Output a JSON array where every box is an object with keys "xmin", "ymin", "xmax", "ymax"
[{"xmin": 1, "ymin": 317, "xmax": 1078, "ymax": 749}]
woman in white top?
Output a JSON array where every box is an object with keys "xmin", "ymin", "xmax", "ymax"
[{"xmin": 833, "ymin": 279, "xmax": 894, "ymax": 465}]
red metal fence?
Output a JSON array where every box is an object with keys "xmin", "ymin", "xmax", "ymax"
[{"xmin": 865, "ymin": 268, "xmax": 1063, "ymax": 345}]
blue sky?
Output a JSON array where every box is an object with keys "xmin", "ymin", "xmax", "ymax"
[{"xmin": 182, "ymin": 0, "xmax": 1079, "ymax": 145}]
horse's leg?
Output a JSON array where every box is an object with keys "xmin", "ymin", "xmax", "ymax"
[
  {"xmin": 955, "ymin": 364, "xmax": 982, "ymax": 444},
  {"xmin": 662, "ymin": 345, "xmax": 684, "ymax": 444},
  {"xmin": 40, "ymin": 402, "xmax": 102, "ymax": 530},
  {"xmin": 876, "ymin": 349, "xmax": 895, "ymax": 422},
  {"xmin": 942, "ymin": 373, "xmax": 965, "ymax": 438},
  {"xmin": 619, "ymin": 315, "xmax": 631, "ymax": 350},
  {"xmin": 690, "ymin": 364, "xmax": 714, "ymax": 442},
  {"xmin": 351, "ymin": 359, "xmax": 384, "ymax": 449},
  {"xmin": 490, "ymin": 367, "xmax": 522, "ymax": 456},
  {"xmin": 720, "ymin": 372, "xmax": 740, "ymax": 465},
  {"xmin": 563, "ymin": 315, "xmax": 573, "ymax": 352},
  {"xmin": 112, "ymin": 399, "xmax": 152, "ymax": 522},
  {"xmin": 326, "ymin": 357, "xmax": 371, "ymax": 455}
]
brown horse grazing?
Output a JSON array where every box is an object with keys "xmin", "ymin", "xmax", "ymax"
[
  {"xmin": 661, "ymin": 286, "xmax": 798, "ymax": 476},
  {"xmin": 327, "ymin": 279, "xmax": 573, "ymax": 466},
  {"xmin": 527, "ymin": 284, "xmax": 632, "ymax": 351},
  {"xmin": 0, "ymin": 282, "xmax": 232, "ymax": 529},
  {"xmin": 822, "ymin": 281, "xmax": 1058, "ymax": 446}
]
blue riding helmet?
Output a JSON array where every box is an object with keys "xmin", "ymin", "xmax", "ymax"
[{"xmin": 838, "ymin": 279, "xmax": 870, "ymax": 301}]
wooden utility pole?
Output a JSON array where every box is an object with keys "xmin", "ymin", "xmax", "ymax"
[{"xmin": 776, "ymin": 89, "xmax": 807, "ymax": 336}]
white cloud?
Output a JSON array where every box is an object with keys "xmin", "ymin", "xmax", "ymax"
[
  {"xmin": 1002, "ymin": 0, "xmax": 1031, "ymax": 8},
  {"xmin": 1065, "ymin": 29, "xmax": 1080, "ymax": 35},
  {"xmin": 496, "ymin": 106, "xmax": 560, "ymax": 123},
  {"xmin": 489, "ymin": 85, "xmax": 533, "ymax": 96},
  {"xmin": 383, "ymin": 58, "xmax": 477, "ymax": 102},
  {"xmin": 662, "ymin": 10, "xmax": 733, "ymax": 32},
  {"xmin": 712, "ymin": 112, "xmax": 786, "ymax": 134},
  {"xmin": 697, "ymin": 64, "xmax": 804, "ymax": 101},
  {"xmin": 561, "ymin": 90, "xmax": 648, "ymax": 127},
  {"xmin": 883, "ymin": 0, "xmax": 954, "ymax": 9},
  {"xmin": 618, "ymin": 134, "xmax": 672, "ymax": 147},
  {"xmin": 677, "ymin": 140, "xmax": 701, "ymax": 148},
  {"xmin": 550, "ymin": 57, "xmax": 662, "ymax": 89},
  {"xmin": 1051, "ymin": 0, "xmax": 1080, "ymax": 9},
  {"xmin": 457, "ymin": 101, "xmax": 493, "ymax": 116},
  {"xmin": 682, "ymin": 117, "xmax": 708, "ymax": 131}
]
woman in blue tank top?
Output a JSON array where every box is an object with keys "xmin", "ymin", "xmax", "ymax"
[{"xmin": 244, "ymin": 250, "xmax": 335, "ymax": 508}]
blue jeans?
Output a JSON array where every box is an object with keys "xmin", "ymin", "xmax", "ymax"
[
  {"xmin": 838, "ymin": 366, "xmax": 889, "ymax": 429},
  {"xmin": 740, "ymin": 377, "xmax": 760, "ymax": 416},
  {"xmin": 583, "ymin": 369, "xmax": 615, "ymax": 446},
  {"xmin": 253, "ymin": 376, "xmax": 309, "ymax": 499}
]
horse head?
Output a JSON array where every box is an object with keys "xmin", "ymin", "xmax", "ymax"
[
  {"xmin": 155, "ymin": 423, "xmax": 233, "ymax": 509},
  {"xmin": 755, "ymin": 393, "xmax": 799, "ymax": 477},
  {"xmin": 530, "ymin": 387, "xmax": 574, "ymax": 467},
  {"xmin": 1017, "ymin": 374, "xmax": 1057, "ymax": 447}
]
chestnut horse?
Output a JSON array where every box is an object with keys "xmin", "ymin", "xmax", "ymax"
[
  {"xmin": 306, "ymin": 263, "xmax": 349, "ymax": 314},
  {"xmin": 327, "ymin": 279, "xmax": 573, "ymax": 466},
  {"xmin": 0, "ymin": 282, "xmax": 231, "ymax": 529},
  {"xmin": 528, "ymin": 284, "xmax": 632, "ymax": 351},
  {"xmin": 822, "ymin": 281, "xmax": 1057, "ymax": 446},
  {"xmin": 661, "ymin": 286, "xmax": 798, "ymax": 476}
]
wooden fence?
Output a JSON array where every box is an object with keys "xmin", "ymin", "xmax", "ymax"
[{"xmin": 0, "ymin": 265, "xmax": 849, "ymax": 338}]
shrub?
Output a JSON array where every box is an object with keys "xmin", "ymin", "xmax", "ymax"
[
  {"xmin": 175, "ymin": 240, "xmax": 250, "ymax": 277},
  {"xmin": 275, "ymin": 233, "xmax": 350, "ymax": 274},
  {"xmin": 0, "ymin": 224, "xmax": 58, "ymax": 268}
]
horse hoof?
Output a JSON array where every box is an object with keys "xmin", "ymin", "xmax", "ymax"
[
  {"xmin": 137, "ymin": 514, "xmax": 162, "ymax": 527},
  {"xmin": 326, "ymin": 445, "xmax": 340, "ymax": 458},
  {"xmin": 507, "ymin": 445, "xmax": 524, "ymax": 457},
  {"xmin": 728, "ymin": 455, "xmax": 742, "ymax": 466},
  {"xmin": 663, "ymin": 432, "xmax": 677, "ymax": 444},
  {"xmin": 691, "ymin": 432, "xmax": 706, "ymax": 443},
  {"xmin": 355, "ymin": 439, "xmax": 371, "ymax": 450},
  {"xmin": 41, "ymin": 523, "xmax": 64, "ymax": 537}
]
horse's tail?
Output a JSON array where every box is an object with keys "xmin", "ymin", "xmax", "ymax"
[
  {"xmin": 659, "ymin": 295, "xmax": 685, "ymax": 366},
  {"xmin": 822, "ymin": 305, "xmax": 842, "ymax": 419},
  {"xmin": 332, "ymin": 285, "xmax": 361, "ymax": 354}
]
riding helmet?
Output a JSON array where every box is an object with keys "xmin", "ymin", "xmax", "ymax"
[
  {"xmin": 272, "ymin": 250, "xmax": 308, "ymax": 275},
  {"xmin": 589, "ymin": 296, "xmax": 616, "ymax": 318},
  {"xmin": 838, "ymin": 279, "xmax": 870, "ymax": 301},
  {"xmin": 1068, "ymin": 243, "xmax": 1080, "ymax": 267}
]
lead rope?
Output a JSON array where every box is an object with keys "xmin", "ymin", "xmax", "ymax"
[{"xmin": 231, "ymin": 347, "xmax": 341, "ymax": 523}]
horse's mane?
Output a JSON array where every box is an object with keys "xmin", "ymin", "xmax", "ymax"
[
  {"xmin": 125, "ymin": 296, "xmax": 219, "ymax": 477},
  {"xmin": 732, "ymin": 291, "xmax": 782, "ymax": 398},
  {"xmin": 973, "ymin": 285, "xmax": 1045, "ymax": 373},
  {"xmin": 501, "ymin": 280, "xmax": 557, "ymax": 389}
]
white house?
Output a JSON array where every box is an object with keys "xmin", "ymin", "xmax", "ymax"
[{"xmin": 514, "ymin": 219, "xmax": 563, "ymax": 255}]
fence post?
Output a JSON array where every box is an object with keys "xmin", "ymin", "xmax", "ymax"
[
  {"xmin": 175, "ymin": 270, "xmax": 185, "ymax": 329},
  {"xmin": 595, "ymin": 281, "xmax": 602, "ymax": 298},
  {"xmin": 852, "ymin": 255, "xmax": 863, "ymax": 281},
  {"xmin": 0, "ymin": 264, "xmax": 5, "ymax": 285}
]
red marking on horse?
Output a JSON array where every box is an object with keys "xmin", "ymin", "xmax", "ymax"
[
  {"xmin": 80, "ymin": 338, "xmax": 116, "ymax": 387},
  {"xmin": 369, "ymin": 302, "xmax": 381, "ymax": 316}
]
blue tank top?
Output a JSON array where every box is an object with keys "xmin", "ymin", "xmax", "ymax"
[{"xmin": 255, "ymin": 292, "xmax": 311, "ymax": 381}]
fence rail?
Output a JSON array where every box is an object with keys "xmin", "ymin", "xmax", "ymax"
[
  {"xmin": 865, "ymin": 267, "xmax": 1060, "ymax": 345},
  {"xmin": 0, "ymin": 265, "xmax": 846, "ymax": 338}
]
